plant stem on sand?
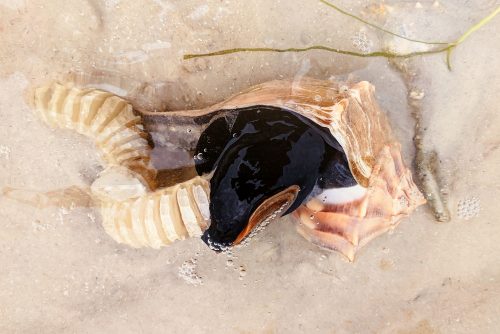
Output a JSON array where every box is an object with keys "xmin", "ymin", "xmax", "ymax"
[{"xmin": 184, "ymin": 5, "xmax": 499, "ymax": 70}]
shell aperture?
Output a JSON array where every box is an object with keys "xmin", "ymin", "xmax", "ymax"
[{"xmin": 195, "ymin": 106, "xmax": 355, "ymax": 250}]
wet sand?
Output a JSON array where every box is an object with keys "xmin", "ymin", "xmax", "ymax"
[{"xmin": 1, "ymin": 1, "xmax": 499, "ymax": 333}]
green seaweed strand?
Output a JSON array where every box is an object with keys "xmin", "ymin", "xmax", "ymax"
[
  {"xmin": 183, "ymin": 45, "xmax": 449, "ymax": 60},
  {"xmin": 318, "ymin": 0, "xmax": 449, "ymax": 45},
  {"xmin": 445, "ymin": 5, "xmax": 500, "ymax": 69},
  {"xmin": 184, "ymin": 5, "xmax": 500, "ymax": 70}
]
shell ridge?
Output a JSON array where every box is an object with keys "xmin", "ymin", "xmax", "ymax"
[{"xmin": 159, "ymin": 190, "xmax": 181, "ymax": 242}]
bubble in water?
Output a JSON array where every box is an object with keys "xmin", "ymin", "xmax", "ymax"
[
  {"xmin": 178, "ymin": 258, "xmax": 203, "ymax": 285},
  {"xmin": 351, "ymin": 30, "xmax": 373, "ymax": 53},
  {"xmin": 0, "ymin": 145, "xmax": 11, "ymax": 160},
  {"xmin": 238, "ymin": 265, "xmax": 247, "ymax": 280},
  {"xmin": 457, "ymin": 197, "xmax": 480, "ymax": 220}
]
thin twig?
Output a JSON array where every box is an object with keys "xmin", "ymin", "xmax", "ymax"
[{"xmin": 390, "ymin": 59, "xmax": 450, "ymax": 222}]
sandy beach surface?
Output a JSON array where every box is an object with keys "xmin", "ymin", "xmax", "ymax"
[{"xmin": 1, "ymin": 0, "xmax": 499, "ymax": 333}]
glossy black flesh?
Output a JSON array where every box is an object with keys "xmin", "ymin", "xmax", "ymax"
[
  {"xmin": 196, "ymin": 106, "xmax": 356, "ymax": 250},
  {"xmin": 195, "ymin": 116, "xmax": 232, "ymax": 175},
  {"xmin": 194, "ymin": 106, "xmax": 345, "ymax": 176}
]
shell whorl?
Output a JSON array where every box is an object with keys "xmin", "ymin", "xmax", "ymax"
[
  {"xmin": 100, "ymin": 176, "xmax": 210, "ymax": 249},
  {"xmin": 294, "ymin": 144, "xmax": 426, "ymax": 261},
  {"xmin": 34, "ymin": 82, "xmax": 156, "ymax": 189}
]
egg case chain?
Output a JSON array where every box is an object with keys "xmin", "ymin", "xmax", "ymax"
[{"xmin": 34, "ymin": 83, "xmax": 210, "ymax": 247}]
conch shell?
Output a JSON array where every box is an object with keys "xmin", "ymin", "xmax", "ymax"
[{"xmin": 14, "ymin": 77, "xmax": 424, "ymax": 260}]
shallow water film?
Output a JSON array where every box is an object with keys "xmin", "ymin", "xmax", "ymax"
[{"xmin": 1, "ymin": 0, "xmax": 500, "ymax": 333}]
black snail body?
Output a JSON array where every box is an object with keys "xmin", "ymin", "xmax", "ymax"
[{"xmin": 194, "ymin": 106, "xmax": 356, "ymax": 249}]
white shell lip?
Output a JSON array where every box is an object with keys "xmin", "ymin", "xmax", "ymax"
[{"xmin": 315, "ymin": 185, "xmax": 367, "ymax": 205}]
